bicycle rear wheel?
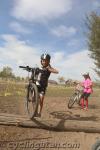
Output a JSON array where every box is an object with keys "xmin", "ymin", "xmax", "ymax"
[
  {"xmin": 26, "ymin": 83, "xmax": 39, "ymax": 119},
  {"xmin": 68, "ymin": 93, "xmax": 77, "ymax": 109}
]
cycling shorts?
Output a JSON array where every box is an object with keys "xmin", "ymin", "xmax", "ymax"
[
  {"xmin": 38, "ymin": 85, "xmax": 47, "ymax": 96},
  {"xmin": 81, "ymin": 92, "xmax": 91, "ymax": 100}
]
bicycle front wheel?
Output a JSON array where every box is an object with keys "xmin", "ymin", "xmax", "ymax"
[
  {"xmin": 26, "ymin": 83, "xmax": 39, "ymax": 119},
  {"xmin": 68, "ymin": 93, "xmax": 77, "ymax": 109},
  {"xmin": 76, "ymin": 93, "xmax": 82, "ymax": 105}
]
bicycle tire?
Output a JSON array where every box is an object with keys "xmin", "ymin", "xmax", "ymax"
[
  {"xmin": 68, "ymin": 93, "xmax": 78, "ymax": 109},
  {"xmin": 76, "ymin": 93, "xmax": 82, "ymax": 105},
  {"xmin": 92, "ymin": 140, "xmax": 100, "ymax": 150},
  {"xmin": 26, "ymin": 83, "xmax": 39, "ymax": 119}
]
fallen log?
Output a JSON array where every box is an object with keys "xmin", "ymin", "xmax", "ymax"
[{"xmin": 0, "ymin": 113, "xmax": 100, "ymax": 133}]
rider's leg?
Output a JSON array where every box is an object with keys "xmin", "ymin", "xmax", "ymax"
[
  {"xmin": 85, "ymin": 99, "xmax": 88, "ymax": 109},
  {"xmin": 81, "ymin": 98, "xmax": 84, "ymax": 109},
  {"xmin": 38, "ymin": 93, "xmax": 44, "ymax": 115},
  {"xmin": 36, "ymin": 85, "xmax": 46, "ymax": 117},
  {"xmin": 84, "ymin": 93, "xmax": 90, "ymax": 110}
]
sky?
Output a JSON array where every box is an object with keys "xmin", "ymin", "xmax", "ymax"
[{"xmin": 0, "ymin": 0, "xmax": 100, "ymax": 81}]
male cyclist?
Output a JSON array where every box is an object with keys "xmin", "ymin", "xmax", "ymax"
[{"xmin": 36, "ymin": 53, "xmax": 59, "ymax": 117}]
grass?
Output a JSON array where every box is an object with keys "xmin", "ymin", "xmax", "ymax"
[
  {"xmin": 0, "ymin": 82, "xmax": 26, "ymax": 97},
  {"xmin": 46, "ymin": 85, "xmax": 100, "ymax": 97},
  {"xmin": 46, "ymin": 85, "xmax": 74, "ymax": 97},
  {"xmin": 0, "ymin": 82, "xmax": 100, "ymax": 97}
]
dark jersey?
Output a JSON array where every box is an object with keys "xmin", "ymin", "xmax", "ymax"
[{"xmin": 39, "ymin": 65, "xmax": 51, "ymax": 88}]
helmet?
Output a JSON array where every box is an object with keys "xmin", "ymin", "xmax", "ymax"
[
  {"xmin": 41, "ymin": 53, "xmax": 51, "ymax": 61},
  {"xmin": 82, "ymin": 72, "xmax": 89, "ymax": 77}
]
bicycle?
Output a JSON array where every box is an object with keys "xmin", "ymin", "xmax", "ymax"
[
  {"xmin": 92, "ymin": 140, "xmax": 100, "ymax": 150},
  {"xmin": 19, "ymin": 65, "xmax": 41, "ymax": 119},
  {"xmin": 68, "ymin": 89, "xmax": 82, "ymax": 109}
]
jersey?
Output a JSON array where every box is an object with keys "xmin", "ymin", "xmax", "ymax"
[
  {"xmin": 82, "ymin": 78, "xmax": 93, "ymax": 93},
  {"xmin": 38, "ymin": 65, "xmax": 51, "ymax": 88}
]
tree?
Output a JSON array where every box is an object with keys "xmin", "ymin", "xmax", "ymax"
[
  {"xmin": 86, "ymin": 12, "xmax": 100, "ymax": 77},
  {"xmin": 58, "ymin": 76, "xmax": 65, "ymax": 84},
  {"xmin": 0, "ymin": 66, "xmax": 15, "ymax": 78},
  {"xmin": 16, "ymin": 76, "xmax": 21, "ymax": 81}
]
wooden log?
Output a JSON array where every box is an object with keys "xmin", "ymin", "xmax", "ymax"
[
  {"xmin": 0, "ymin": 113, "xmax": 100, "ymax": 133},
  {"xmin": 19, "ymin": 118, "xmax": 100, "ymax": 133}
]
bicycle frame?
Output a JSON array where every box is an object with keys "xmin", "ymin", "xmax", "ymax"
[
  {"xmin": 75, "ymin": 90, "xmax": 82, "ymax": 103},
  {"xmin": 19, "ymin": 65, "xmax": 40, "ymax": 83}
]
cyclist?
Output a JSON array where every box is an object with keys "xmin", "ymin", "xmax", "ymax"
[
  {"xmin": 36, "ymin": 53, "xmax": 59, "ymax": 117},
  {"xmin": 80, "ymin": 73, "xmax": 93, "ymax": 110}
]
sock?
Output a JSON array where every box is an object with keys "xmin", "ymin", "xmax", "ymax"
[{"xmin": 86, "ymin": 99, "xmax": 88, "ymax": 108}]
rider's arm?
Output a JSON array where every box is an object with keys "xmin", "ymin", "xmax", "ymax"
[{"xmin": 47, "ymin": 66, "xmax": 59, "ymax": 74}]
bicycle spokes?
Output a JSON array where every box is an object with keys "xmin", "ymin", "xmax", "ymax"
[{"xmin": 26, "ymin": 83, "xmax": 39, "ymax": 119}]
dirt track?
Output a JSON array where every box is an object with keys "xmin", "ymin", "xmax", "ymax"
[{"xmin": 0, "ymin": 95, "xmax": 100, "ymax": 150}]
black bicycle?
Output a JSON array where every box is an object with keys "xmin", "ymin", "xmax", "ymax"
[
  {"xmin": 68, "ymin": 89, "xmax": 82, "ymax": 109},
  {"xmin": 19, "ymin": 65, "xmax": 41, "ymax": 119}
]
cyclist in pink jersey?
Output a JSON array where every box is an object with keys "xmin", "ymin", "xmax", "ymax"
[{"xmin": 80, "ymin": 73, "xmax": 93, "ymax": 110}]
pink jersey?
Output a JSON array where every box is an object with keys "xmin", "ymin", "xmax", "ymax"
[{"xmin": 82, "ymin": 78, "xmax": 93, "ymax": 93}]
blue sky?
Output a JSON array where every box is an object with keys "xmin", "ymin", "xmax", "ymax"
[{"xmin": 0, "ymin": 0, "xmax": 100, "ymax": 81}]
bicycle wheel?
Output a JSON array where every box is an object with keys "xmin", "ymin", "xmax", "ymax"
[
  {"xmin": 68, "ymin": 93, "xmax": 78, "ymax": 109},
  {"xmin": 76, "ymin": 93, "xmax": 82, "ymax": 105},
  {"xmin": 26, "ymin": 83, "xmax": 39, "ymax": 119},
  {"xmin": 92, "ymin": 140, "xmax": 100, "ymax": 150}
]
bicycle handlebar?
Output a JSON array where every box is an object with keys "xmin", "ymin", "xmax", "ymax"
[
  {"xmin": 19, "ymin": 66, "xmax": 33, "ymax": 71},
  {"xmin": 19, "ymin": 65, "xmax": 41, "ymax": 73},
  {"xmin": 19, "ymin": 66, "xmax": 26, "ymax": 68}
]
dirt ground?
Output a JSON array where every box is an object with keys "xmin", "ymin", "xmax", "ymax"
[{"xmin": 0, "ymin": 94, "xmax": 100, "ymax": 150}]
